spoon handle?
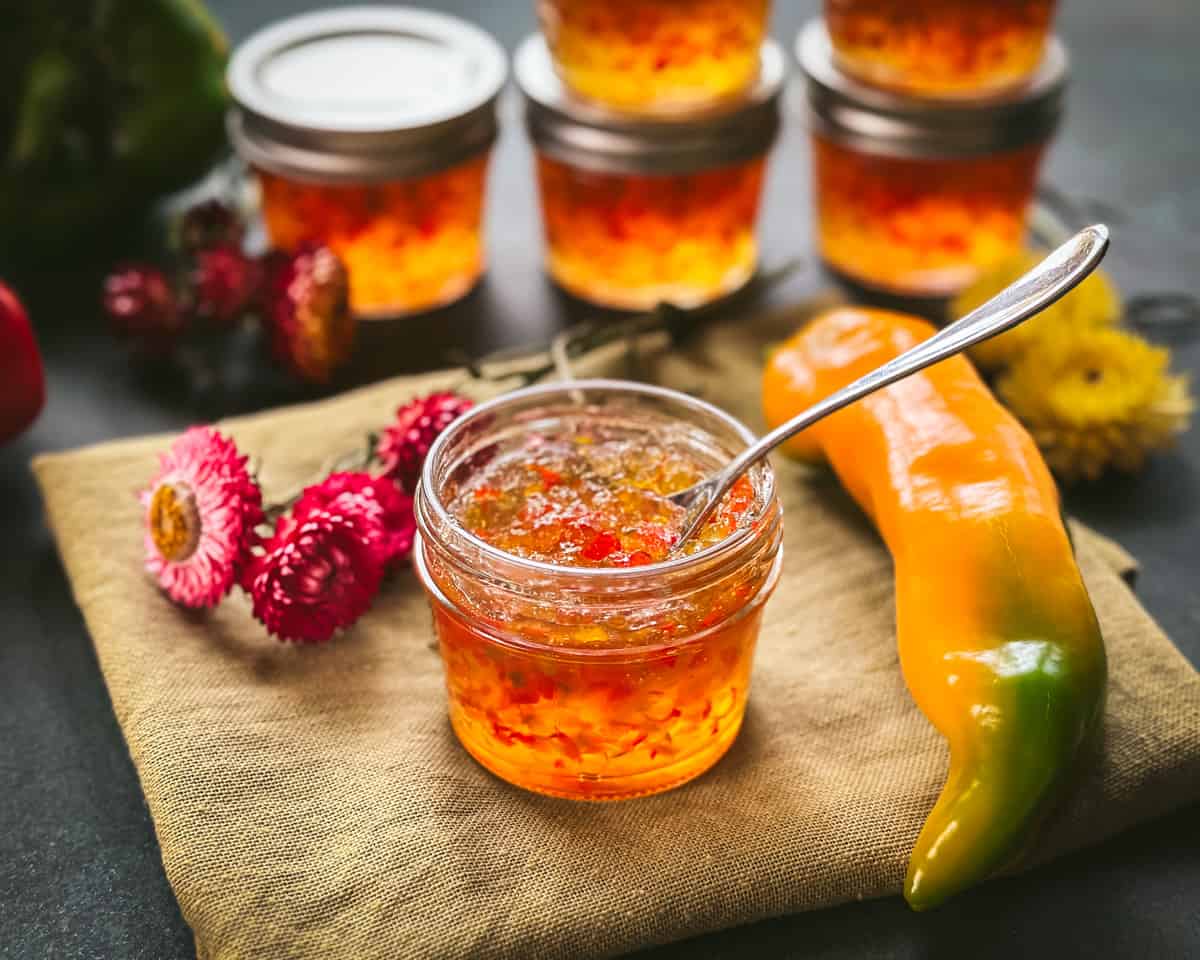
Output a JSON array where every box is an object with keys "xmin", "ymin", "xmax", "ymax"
[{"xmin": 675, "ymin": 224, "xmax": 1110, "ymax": 540}]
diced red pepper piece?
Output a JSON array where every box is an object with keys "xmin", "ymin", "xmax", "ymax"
[
  {"xmin": 582, "ymin": 530, "xmax": 621, "ymax": 561},
  {"xmin": 492, "ymin": 722, "xmax": 538, "ymax": 747},
  {"xmin": 533, "ymin": 464, "xmax": 563, "ymax": 490},
  {"xmin": 551, "ymin": 732, "xmax": 582, "ymax": 762}
]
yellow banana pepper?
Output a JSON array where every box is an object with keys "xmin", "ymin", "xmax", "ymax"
[{"xmin": 763, "ymin": 306, "xmax": 1107, "ymax": 909}]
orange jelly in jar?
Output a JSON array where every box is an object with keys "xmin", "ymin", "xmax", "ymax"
[
  {"xmin": 813, "ymin": 138, "xmax": 1044, "ymax": 297},
  {"xmin": 227, "ymin": 8, "xmax": 507, "ymax": 317},
  {"xmin": 256, "ymin": 157, "xmax": 489, "ymax": 317},
  {"xmin": 798, "ymin": 21, "xmax": 1066, "ymax": 298},
  {"xmin": 536, "ymin": 155, "xmax": 765, "ymax": 311},
  {"xmin": 517, "ymin": 35, "xmax": 785, "ymax": 311},
  {"xmin": 538, "ymin": 0, "xmax": 771, "ymax": 114},
  {"xmin": 414, "ymin": 382, "xmax": 783, "ymax": 800},
  {"xmin": 826, "ymin": 0, "xmax": 1057, "ymax": 98}
]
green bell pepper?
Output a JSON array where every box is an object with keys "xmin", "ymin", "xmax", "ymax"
[{"xmin": 1, "ymin": 0, "xmax": 228, "ymax": 260}]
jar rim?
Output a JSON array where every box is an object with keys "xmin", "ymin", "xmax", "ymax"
[
  {"xmin": 516, "ymin": 34, "xmax": 785, "ymax": 175},
  {"xmin": 415, "ymin": 378, "xmax": 778, "ymax": 583}
]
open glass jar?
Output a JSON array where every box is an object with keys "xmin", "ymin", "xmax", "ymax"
[
  {"xmin": 227, "ymin": 8, "xmax": 506, "ymax": 318},
  {"xmin": 537, "ymin": 0, "xmax": 772, "ymax": 115},
  {"xmin": 798, "ymin": 20, "xmax": 1067, "ymax": 298},
  {"xmin": 414, "ymin": 381, "xmax": 783, "ymax": 800},
  {"xmin": 516, "ymin": 35, "xmax": 784, "ymax": 312},
  {"xmin": 826, "ymin": 0, "xmax": 1058, "ymax": 99}
]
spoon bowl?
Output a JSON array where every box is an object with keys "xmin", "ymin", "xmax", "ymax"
[{"xmin": 668, "ymin": 224, "xmax": 1111, "ymax": 551}]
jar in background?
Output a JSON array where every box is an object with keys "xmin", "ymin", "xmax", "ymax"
[
  {"xmin": 826, "ymin": 0, "xmax": 1058, "ymax": 99},
  {"xmin": 516, "ymin": 35, "xmax": 784, "ymax": 311},
  {"xmin": 414, "ymin": 381, "xmax": 783, "ymax": 800},
  {"xmin": 798, "ymin": 20, "xmax": 1067, "ymax": 299},
  {"xmin": 537, "ymin": 0, "xmax": 771, "ymax": 116},
  {"xmin": 227, "ymin": 8, "xmax": 506, "ymax": 318}
]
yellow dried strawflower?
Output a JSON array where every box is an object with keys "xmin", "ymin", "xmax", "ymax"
[
  {"xmin": 955, "ymin": 250, "xmax": 1122, "ymax": 371},
  {"xmin": 998, "ymin": 327, "xmax": 1193, "ymax": 481}
]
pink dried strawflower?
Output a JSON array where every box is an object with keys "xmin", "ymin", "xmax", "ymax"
[
  {"xmin": 245, "ymin": 501, "xmax": 386, "ymax": 643},
  {"xmin": 191, "ymin": 245, "xmax": 260, "ymax": 326},
  {"xmin": 295, "ymin": 471, "xmax": 416, "ymax": 566},
  {"xmin": 103, "ymin": 263, "xmax": 186, "ymax": 351},
  {"xmin": 178, "ymin": 199, "xmax": 245, "ymax": 255},
  {"xmin": 376, "ymin": 391, "xmax": 474, "ymax": 493},
  {"xmin": 260, "ymin": 245, "xmax": 356, "ymax": 383},
  {"xmin": 141, "ymin": 426, "xmax": 263, "ymax": 608}
]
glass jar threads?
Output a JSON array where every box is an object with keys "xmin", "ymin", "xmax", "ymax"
[
  {"xmin": 826, "ymin": 0, "xmax": 1058, "ymax": 99},
  {"xmin": 537, "ymin": 0, "xmax": 772, "ymax": 115},
  {"xmin": 413, "ymin": 381, "xmax": 783, "ymax": 800},
  {"xmin": 516, "ymin": 35, "xmax": 785, "ymax": 311},
  {"xmin": 798, "ymin": 20, "xmax": 1067, "ymax": 298},
  {"xmin": 227, "ymin": 8, "xmax": 507, "ymax": 318}
]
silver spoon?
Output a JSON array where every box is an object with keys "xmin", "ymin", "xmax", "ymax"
[{"xmin": 669, "ymin": 223, "xmax": 1111, "ymax": 550}]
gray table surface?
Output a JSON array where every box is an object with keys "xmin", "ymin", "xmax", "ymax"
[{"xmin": 3, "ymin": 1, "xmax": 1198, "ymax": 958}]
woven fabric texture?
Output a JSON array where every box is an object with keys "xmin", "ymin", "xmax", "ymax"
[{"xmin": 32, "ymin": 306, "xmax": 1200, "ymax": 960}]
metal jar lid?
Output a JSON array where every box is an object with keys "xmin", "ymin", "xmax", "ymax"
[
  {"xmin": 514, "ymin": 34, "xmax": 786, "ymax": 176},
  {"xmin": 227, "ymin": 6, "xmax": 507, "ymax": 183},
  {"xmin": 796, "ymin": 19, "xmax": 1068, "ymax": 159}
]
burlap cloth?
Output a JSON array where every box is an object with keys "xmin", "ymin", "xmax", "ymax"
[{"xmin": 32, "ymin": 304, "xmax": 1200, "ymax": 960}]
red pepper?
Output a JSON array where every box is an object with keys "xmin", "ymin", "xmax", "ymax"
[
  {"xmin": 0, "ymin": 281, "xmax": 45, "ymax": 444},
  {"xmin": 473, "ymin": 484, "xmax": 501, "ymax": 501},
  {"xmin": 582, "ymin": 530, "xmax": 621, "ymax": 561},
  {"xmin": 532, "ymin": 464, "xmax": 562, "ymax": 490}
]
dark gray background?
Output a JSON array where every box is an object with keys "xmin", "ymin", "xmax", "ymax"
[{"xmin": 3, "ymin": 1, "xmax": 1198, "ymax": 958}]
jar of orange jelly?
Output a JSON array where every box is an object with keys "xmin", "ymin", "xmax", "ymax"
[
  {"xmin": 798, "ymin": 20, "xmax": 1067, "ymax": 299},
  {"xmin": 227, "ymin": 8, "xmax": 507, "ymax": 317},
  {"xmin": 826, "ymin": 0, "xmax": 1058, "ymax": 99},
  {"xmin": 414, "ymin": 381, "xmax": 783, "ymax": 800},
  {"xmin": 537, "ymin": 0, "xmax": 772, "ymax": 115},
  {"xmin": 516, "ymin": 35, "xmax": 785, "ymax": 311}
]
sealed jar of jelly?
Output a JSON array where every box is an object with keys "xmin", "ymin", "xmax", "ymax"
[
  {"xmin": 537, "ymin": 0, "xmax": 772, "ymax": 115},
  {"xmin": 826, "ymin": 0, "xmax": 1058, "ymax": 99},
  {"xmin": 227, "ymin": 8, "xmax": 507, "ymax": 318},
  {"xmin": 414, "ymin": 380, "xmax": 783, "ymax": 800},
  {"xmin": 798, "ymin": 20, "xmax": 1067, "ymax": 299},
  {"xmin": 516, "ymin": 35, "xmax": 784, "ymax": 312}
]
